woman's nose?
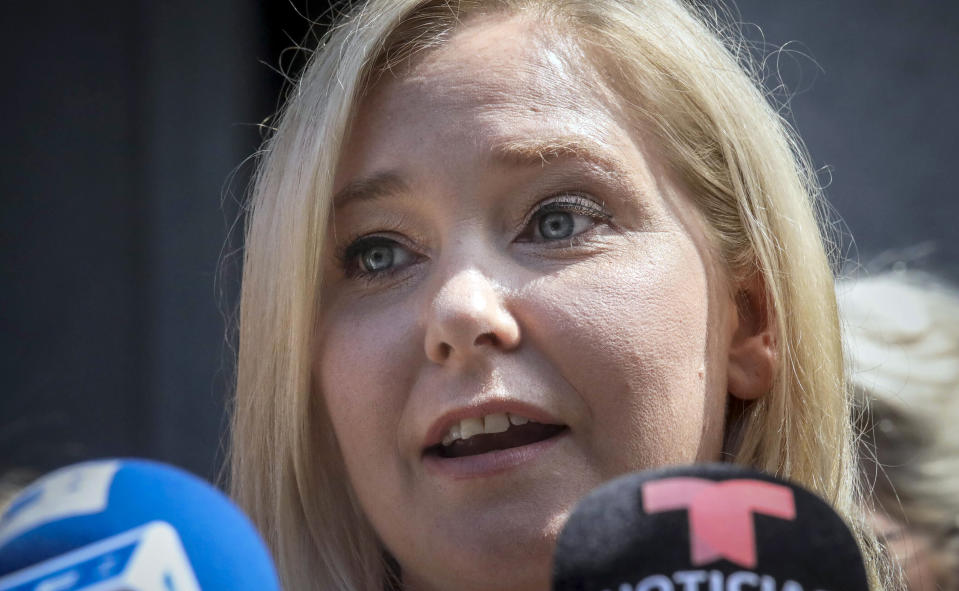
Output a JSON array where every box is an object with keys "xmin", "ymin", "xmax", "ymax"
[{"xmin": 424, "ymin": 268, "xmax": 521, "ymax": 365}]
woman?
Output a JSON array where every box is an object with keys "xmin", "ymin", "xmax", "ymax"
[{"xmin": 229, "ymin": 1, "xmax": 888, "ymax": 589}]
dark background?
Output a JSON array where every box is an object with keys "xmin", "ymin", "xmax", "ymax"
[{"xmin": 2, "ymin": 1, "xmax": 957, "ymax": 484}]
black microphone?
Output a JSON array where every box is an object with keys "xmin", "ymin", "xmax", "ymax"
[{"xmin": 552, "ymin": 464, "xmax": 869, "ymax": 591}]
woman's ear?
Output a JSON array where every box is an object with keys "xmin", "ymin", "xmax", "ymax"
[{"xmin": 727, "ymin": 276, "xmax": 777, "ymax": 400}]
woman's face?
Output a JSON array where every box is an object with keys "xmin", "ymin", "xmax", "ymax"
[{"xmin": 317, "ymin": 14, "xmax": 748, "ymax": 591}]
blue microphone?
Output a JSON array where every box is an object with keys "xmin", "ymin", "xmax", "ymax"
[{"xmin": 0, "ymin": 459, "xmax": 280, "ymax": 590}]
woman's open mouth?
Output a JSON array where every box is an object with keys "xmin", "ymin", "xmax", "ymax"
[{"xmin": 423, "ymin": 412, "xmax": 568, "ymax": 459}]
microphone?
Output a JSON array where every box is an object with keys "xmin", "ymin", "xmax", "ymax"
[
  {"xmin": 552, "ymin": 464, "xmax": 869, "ymax": 591},
  {"xmin": 0, "ymin": 459, "xmax": 280, "ymax": 590}
]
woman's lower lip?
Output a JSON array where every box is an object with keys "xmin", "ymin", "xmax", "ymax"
[{"xmin": 421, "ymin": 429, "xmax": 568, "ymax": 480}]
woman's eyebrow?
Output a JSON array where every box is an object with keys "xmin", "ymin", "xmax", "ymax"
[
  {"xmin": 333, "ymin": 170, "xmax": 409, "ymax": 209},
  {"xmin": 332, "ymin": 137, "xmax": 628, "ymax": 209},
  {"xmin": 490, "ymin": 135, "xmax": 629, "ymax": 174}
]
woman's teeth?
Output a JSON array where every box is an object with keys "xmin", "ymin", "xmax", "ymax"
[{"xmin": 441, "ymin": 413, "xmax": 532, "ymax": 446}]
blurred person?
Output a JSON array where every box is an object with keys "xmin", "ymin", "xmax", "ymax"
[{"xmin": 841, "ymin": 270, "xmax": 959, "ymax": 591}]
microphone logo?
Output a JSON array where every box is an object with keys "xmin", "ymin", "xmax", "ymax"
[{"xmin": 642, "ymin": 478, "xmax": 796, "ymax": 569}]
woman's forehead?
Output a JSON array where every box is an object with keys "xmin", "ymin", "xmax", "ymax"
[
  {"xmin": 358, "ymin": 12, "xmax": 614, "ymax": 127},
  {"xmin": 343, "ymin": 14, "xmax": 631, "ymax": 179}
]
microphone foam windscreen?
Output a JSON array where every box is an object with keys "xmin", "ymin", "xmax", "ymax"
[
  {"xmin": 553, "ymin": 463, "xmax": 869, "ymax": 591},
  {"xmin": 0, "ymin": 459, "xmax": 279, "ymax": 590}
]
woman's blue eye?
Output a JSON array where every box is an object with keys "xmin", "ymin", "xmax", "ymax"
[
  {"xmin": 341, "ymin": 237, "xmax": 416, "ymax": 278},
  {"xmin": 528, "ymin": 197, "xmax": 610, "ymax": 242},
  {"xmin": 361, "ymin": 245, "xmax": 394, "ymax": 272},
  {"xmin": 538, "ymin": 211, "xmax": 576, "ymax": 240}
]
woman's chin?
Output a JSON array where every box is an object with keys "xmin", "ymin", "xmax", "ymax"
[
  {"xmin": 393, "ymin": 503, "xmax": 571, "ymax": 591},
  {"xmin": 400, "ymin": 538, "xmax": 555, "ymax": 591}
]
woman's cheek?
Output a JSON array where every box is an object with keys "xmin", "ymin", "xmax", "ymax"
[
  {"xmin": 317, "ymin": 298, "xmax": 420, "ymax": 479},
  {"xmin": 517, "ymin": 235, "xmax": 714, "ymax": 473}
]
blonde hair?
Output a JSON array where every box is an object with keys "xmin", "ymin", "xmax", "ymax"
[{"xmin": 230, "ymin": 1, "xmax": 887, "ymax": 588}]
